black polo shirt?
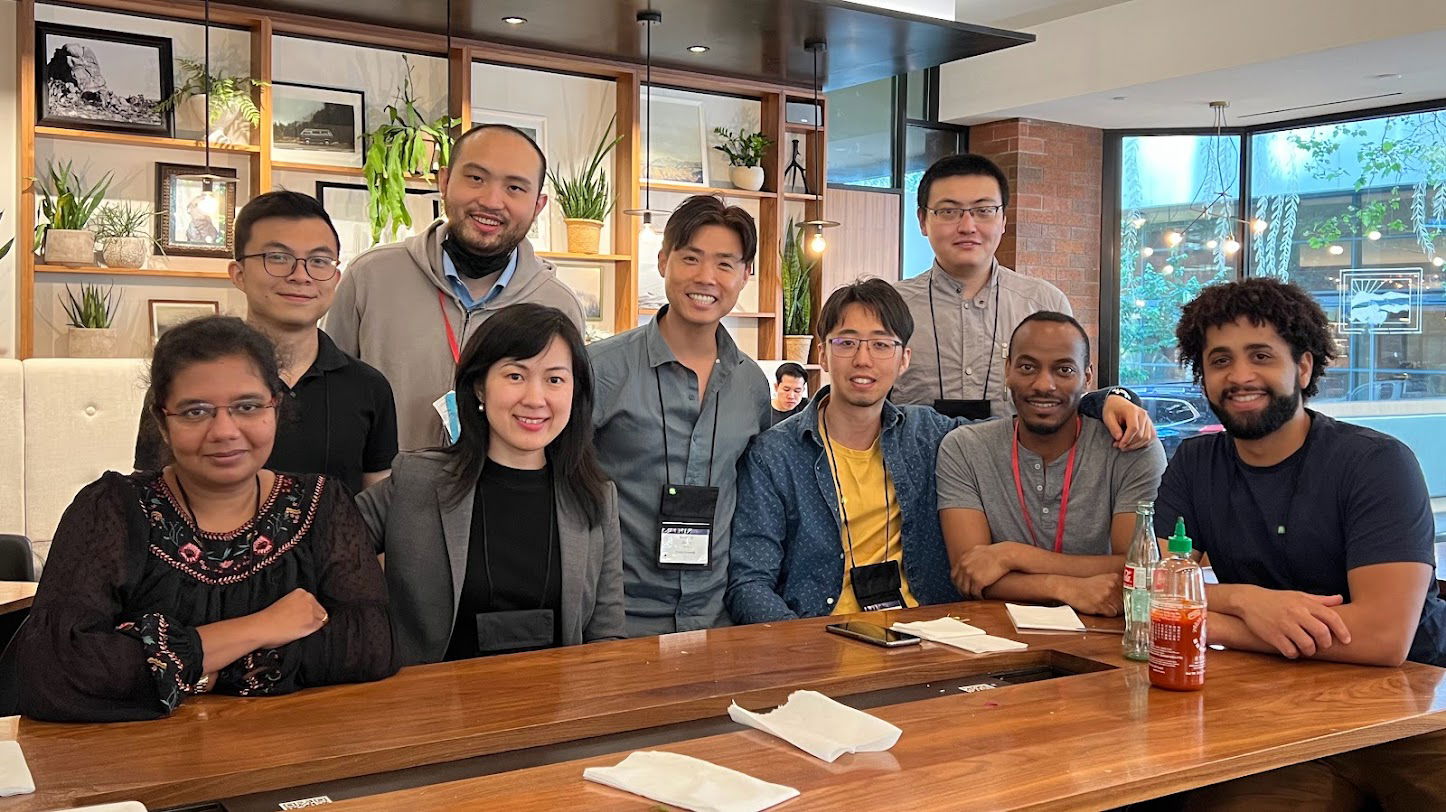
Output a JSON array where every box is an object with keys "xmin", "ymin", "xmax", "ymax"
[
  {"xmin": 1154, "ymin": 410, "xmax": 1446, "ymax": 667},
  {"xmin": 134, "ymin": 329, "xmax": 398, "ymax": 494}
]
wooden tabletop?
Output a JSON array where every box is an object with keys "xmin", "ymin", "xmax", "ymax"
[
  {"xmin": 0, "ymin": 582, "xmax": 36, "ymax": 614},
  {"xmin": 3, "ymin": 602, "xmax": 1444, "ymax": 811}
]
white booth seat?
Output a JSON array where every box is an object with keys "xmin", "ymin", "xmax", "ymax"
[
  {"xmin": 0, "ymin": 360, "xmax": 24, "ymax": 537},
  {"xmin": 20, "ymin": 359, "xmax": 149, "ymax": 551}
]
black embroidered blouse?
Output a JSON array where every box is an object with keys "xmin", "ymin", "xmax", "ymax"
[{"xmin": 16, "ymin": 470, "xmax": 396, "ymax": 722}]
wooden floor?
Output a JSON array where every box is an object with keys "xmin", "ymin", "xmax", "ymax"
[{"xmin": 3, "ymin": 601, "xmax": 1444, "ymax": 811}]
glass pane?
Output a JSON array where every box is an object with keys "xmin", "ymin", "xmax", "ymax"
[
  {"xmin": 1248, "ymin": 110, "xmax": 1446, "ymax": 537},
  {"xmin": 1118, "ymin": 134, "xmax": 1242, "ymax": 456},
  {"xmin": 905, "ymin": 70, "xmax": 926, "ymax": 120},
  {"xmin": 902, "ymin": 125, "xmax": 961, "ymax": 278},
  {"xmin": 826, "ymin": 78, "xmax": 894, "ymax": 187}
]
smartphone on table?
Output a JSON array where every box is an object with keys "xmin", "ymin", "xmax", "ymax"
[{"xmin": 825, "ymin": 621, "xmax": 921, "ymax": 647}]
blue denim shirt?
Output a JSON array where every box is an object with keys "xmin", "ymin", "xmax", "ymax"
[{"xmin": 726, "ymin": 389, "xmax": 967, "ymax": 623}]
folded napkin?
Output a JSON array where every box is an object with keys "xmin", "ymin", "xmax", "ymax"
[
  {"xmin": 583, "ymin": 751, "xmax": 798, "ymax": 812},
  {"xmin": 890, "ymin": 618, "xmax": 1026, "ymax": 653},
  {"xmin": 1006, "ymin": 603, "xmax": 1087, "ymax": 632},
  {"xmin": 728, "ymin": 689, "xmax": 901, "ymax": 763},
  {"xmin": 61, "ymin": 804, "xmax": 149, "ymax": 811},
  {"xmin": 0, "ymin": 740, "xmax": 34, "ymax": 797}
]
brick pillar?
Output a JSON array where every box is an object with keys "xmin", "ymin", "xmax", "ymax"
[{"xmin": 970, "ymin": 119, "xmax": 1104, "ymax": 365}]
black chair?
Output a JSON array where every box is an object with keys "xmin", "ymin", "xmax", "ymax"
[{"xmin": 0, "ymin": 535, "xmax": 35, "ymax": 582}]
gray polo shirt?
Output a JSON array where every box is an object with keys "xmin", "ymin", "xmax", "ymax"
[
  {"xmin": 893, "ymin": 261, "xmax": 1071, "ymax": 414},
  {"xmin": 589, "ymin": 307, "xmax": 772, "ymax": 637},
  {"xmin": 936, "ymin": 417, "xmax": 1166, "ymax": 555}
]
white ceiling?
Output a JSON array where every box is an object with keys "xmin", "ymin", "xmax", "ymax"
[
  {"xmin": 989, "ymin": 28, "xmax": 1446, "ymax": 129},
  {"xmin": 953, "ymin": 0, "xmax": 1129, "ymax": 28}
]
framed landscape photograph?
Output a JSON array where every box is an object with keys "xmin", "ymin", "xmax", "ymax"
[
  {"xmin": 35, "ymin": 23, "xmax": 173, "ymax": 136},
  {"xmin": 553, "ymin": 263, "xmax": 604, "ymax": 321},
  {"xmin": 149, "ymin": 299, "xmax": 219, "ymax": 343},
  {"xmin": 272, "ymin": 82, "xmax": 365, "ymax": 167},
  {"xmin": 155, "ymin": 163, "xmax": 238, "ymax": 257},
  {"xmin": 642, "ymin": 96, "xmax": 708, "ymax": 187},
  {"xmin": 471, "ymin": 107, "xmax": 550, "ymax": 250},
  {"xmin": 316, "ymin": 181, "xmax": 440, "ymax": 260}
]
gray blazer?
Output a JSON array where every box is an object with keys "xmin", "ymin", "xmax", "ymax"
[{"xmin": 355, "ymin": 450, "xmax": 625, "ymax": 666}]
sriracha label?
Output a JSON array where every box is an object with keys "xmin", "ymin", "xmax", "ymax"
[{"xmin": 1148, "ymin": 602, "xmax": 1206, "ymax": 691}]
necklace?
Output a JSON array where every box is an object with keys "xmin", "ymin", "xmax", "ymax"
[{"xmin": 171, "ymin": 469, "xmax": 264, "ymax": 529}]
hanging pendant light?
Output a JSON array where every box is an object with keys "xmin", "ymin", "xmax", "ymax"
[
  {"xmin": 800, "ymin": 39, "xmax": 838, "ymax": 255},
  {"xmin": 624, "ymin": 9, "xmax": 666, "ymax": 250},
  {"xmin": 176, "ymin": 0, "xmax": 238, "ymax": 200},
  {"xmin": 1171, "ymin": 101, "xmax": 1264, "ymax": 255}
]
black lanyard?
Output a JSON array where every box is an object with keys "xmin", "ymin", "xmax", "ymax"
[
  {"xmin": 655, "ymin": 367, "xmax": 721, "ymax": 487},
  {"xmin": 818, "ymin": 402, "xmax": 893, "ymax": 571},
  {"xmin": 928, "ymin": 264, "xmax": 1002, "ymax": 401}
]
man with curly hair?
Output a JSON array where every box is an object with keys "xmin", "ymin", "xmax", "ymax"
[{"xmin": 1159, "ymin": 278, "xmax": 1446, "ymax": 808}]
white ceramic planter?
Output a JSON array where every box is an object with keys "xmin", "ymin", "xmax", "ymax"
[
  {"xmin": 729, "ymin": 165, "xmax": 765, "ymax": 192},
  {"xmin": 101, "ymin": 236, "xmax": 149, "ymax": 269},
  {"xmin": 43, "ymin": 229, "xmax": 96, "ymax": 266}
]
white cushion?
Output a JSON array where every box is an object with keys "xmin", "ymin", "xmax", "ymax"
[
  {"xmin": 0, "ymin": 361, "xmax": 23, "ymax": 536},
  {"xmin": 22, "ymin": 359, "xmax": 149, "ymax": 542}
]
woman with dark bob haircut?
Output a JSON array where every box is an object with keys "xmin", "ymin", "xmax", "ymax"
[
  {"xmin": 15, "ymin": 316, "xmax": 395, "ymax": 722},
  {"xmin": 358, "ymin": 303, "xmax": 623, "ymax": 665}
]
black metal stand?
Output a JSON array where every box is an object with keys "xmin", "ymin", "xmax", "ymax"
[{"xmin": 784, "ymin": 139, "xmax": 810, "ymax": 195}]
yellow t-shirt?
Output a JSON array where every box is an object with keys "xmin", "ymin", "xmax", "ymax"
[{"xmin": 822, "ymin": 416, "xmax": 915, "ymax": 614}]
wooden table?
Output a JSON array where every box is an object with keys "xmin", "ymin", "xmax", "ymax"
[
  {"xmin": 3, "ymin": 602, "xmax": 1443, "ymax": 811},
  {"xmin": 0, "ymin": 582, "xmax": 36, "ymax": 614}
]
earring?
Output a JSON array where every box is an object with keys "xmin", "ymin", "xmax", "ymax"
[{"xmin": 477, "ymin": 403, "xmax": 485, "ymax": 413}]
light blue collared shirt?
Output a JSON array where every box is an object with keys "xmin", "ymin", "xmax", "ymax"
[{"xmin": 442, "ymin": 248, "xmax": 519, "ymax": 310}]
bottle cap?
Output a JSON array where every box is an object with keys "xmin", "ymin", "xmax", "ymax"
[{"xmin": 1168, "ymin": 517, "xmax": 1192, "ymax": 555}]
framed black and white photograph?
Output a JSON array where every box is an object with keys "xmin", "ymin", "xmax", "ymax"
[
  {"xmin": 553, "ymin": 263, "xmax": 604, "ymax": 321},
  {"xmin": 156, "ymin": 163, "xmax": 238, "ymax": 257},
  {"xmin": 316, "ymin": 181, "xmax": 440, "ymax": 260},
  {"xmin": 35, "ymin": 23, "xmax": 173, "ymax": 136},
  {"xmin": 149, "ymin": 299, "xmax": 219, "ymax": 343},
  {"xmin": 272, "ymin": 82, "xmax": 366, "ymax": 167},
  {"xmin": 471, "ymin": 107, "xmax": 550, "ymax": 250}
]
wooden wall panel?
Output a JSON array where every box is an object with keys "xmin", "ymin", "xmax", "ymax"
[{"xmin": 821, "ymin": 188, "xmax": 901, "ymax": 295}]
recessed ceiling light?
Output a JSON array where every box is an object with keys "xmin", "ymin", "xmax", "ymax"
[
  {"xmin": 1111, "ymin": 95, "xmax": 1127, "ymax": 101},
  {"xmin": 1374, "ymin": 72, "xmax": 1402, "ymax": 80},
  {"xmin": 502, "ymin": 16, "xmax": 527, "ymax": 25},
  {"xmin": 687, "ymin": 45, "xmax": 710, "ymax": 54}
]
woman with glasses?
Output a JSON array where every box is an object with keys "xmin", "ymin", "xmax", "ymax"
[
  {"xmin": 357, "ymin": 303, "xmax": 624, "ymax": 665},
  {"xmin": 16, "ymin": 317, "xmax": 396, "ymax": 722}
]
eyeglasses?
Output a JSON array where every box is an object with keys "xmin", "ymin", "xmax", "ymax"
[
  {"xmin": 242, "ymin": 251, "xmax": 342, "ymax": 281},
  {"xmin": 826, "ymin": 337, "xmax": 905, "ymax": 360},
  {"xmin": 924, "ymin": 205, "xmax": 1004, "ymax": 223},
  {"xmin": 161, "ymin": 398, "xmax": 278, "ymax": 426}
]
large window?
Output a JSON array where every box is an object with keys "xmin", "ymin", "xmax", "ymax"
[{"xmin": 826, "ymin": 77, "xmax": 895, "ymax": 187}]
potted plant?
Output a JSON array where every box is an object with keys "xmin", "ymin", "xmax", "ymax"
[
  {"xmin": 781, "ymin": 216, "xmax": 816, "ymax": 363},
  {"xmin": 547, "ymin": 115, "xmax": 623, "ymax": 254},
  {"xmin": 61, "ymin": 283, "xmax": 121, "ymax": 358},
  {"xmin": 363, "ymin": 57, "xmax": 460, "ymax": 243},
  {"xmin": 34, "ymin": 160, "xmax": 112, "ymax": 266},
  {"xmin": 713, "ymin": 127, "xmax": 771, "ymax": 192},
  {"xmin": 155, "ymin": 59, "xmax": 265, "ymax": 145},
  {"xmin": 92, "ymin": 203, "xmax": 159, "ymax": 269}
]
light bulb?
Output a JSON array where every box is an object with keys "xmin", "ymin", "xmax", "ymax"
[
  {"xmin": 1140, "ymin": 246, "xmax": 1154, "ymax": 258},
  {"xmin": 1134, "ymin": 299, "xmax": 1146, "ymax": 308},
  {"xmin": 638, "ymin": 218, "xmax": 663, "ymax": 255},
  {"xmin": 1328, "ymin": 244, "xmax": 1345, "ymax": 256},
  {"xmin": 1161, "ymin": 264, "xmax": 1174, "ymax": 275},
  {"xmin": 809, "ymin": 229, "xmax": 827, "ymax": 254},
  {"xmin": 1251, "ymin": 218, "xmax": 1268, "ymax": 234},
  {"xmin": 1367, "ymin": 230, "xmax": 1382, "ymax": 241},
  {"xmin": 1205, "ymin": 239, "xmax": 1218, "ymax": 250},
  {"xmin": 1433, "ymin": 256, "xmax": 1445, "ymax": 268},
  {"xmin": 1130, "ymin": 216, "xmax": 1146, "ymax": 229},
  {"xmin": 1223, "ymin": 238, "xmax": 1241, "ymax": 255},
  {"xmin": 1165, "ymin": 231, "xmax": 1183, "ymax": 247}
]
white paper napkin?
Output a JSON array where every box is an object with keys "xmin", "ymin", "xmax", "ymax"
[
  {"xmin": 890, "ymin": 619, "xmax": 1026, "ymax": 653},
  {"xmin": 1006, "ymin": 603, "xmax": 1087, "ymax": 632},
  {"xmin": 582, "ymin": 751, "xmax": 798, "ymax": 812},
  {"xmin": 58, "ymin": 803, "xmax": 149, "ymax": 811},
  {"xmin": 949, "ymin": 634, "xmax": 1029, "ymax": 653},
  {"xmin": 0, "ymin": 740, "xmax": 34, "ymax": 797},
  {"xmin": 728, "ymin": 689, "xmax": 901, "ymax": 763}
]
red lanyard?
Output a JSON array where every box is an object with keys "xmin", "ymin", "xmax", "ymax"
[
  {"xmin": 1011, "ymin": 417, "xmax": 1081, "ymax": 554},
  {"xmin": 437, "ymin": 290, "xmax": 461, "ymax": 365}
]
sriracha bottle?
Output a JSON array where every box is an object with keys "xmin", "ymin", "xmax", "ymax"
[{"xmin": 1148, "ymin": 518, "xmax": 1206, "ymax": 691}]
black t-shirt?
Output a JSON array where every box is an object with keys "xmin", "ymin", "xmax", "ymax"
[
  {"xmin": 769, "ymin": 396, "xmax": 809, "ymax": 427},
  {"xmin": 1155, "ymin": 410, "xmax": 1446, "ymax": 667},
  {"xmin": 445, "ymin": 460, "xmax": 562, "ymax": 661},
  {"xmin": 134, "ymin": 329, "xmax": 399, "ymax": 495}
]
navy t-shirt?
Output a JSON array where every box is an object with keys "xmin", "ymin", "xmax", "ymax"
[{"xmin": 1154, "ymin": 410, "xmax": 1446, "ymax": 667}]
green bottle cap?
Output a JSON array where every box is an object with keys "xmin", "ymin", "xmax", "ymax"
[{"xmin": 1168, "ymin": 517, "xmax": 1193, "ymax": 555}]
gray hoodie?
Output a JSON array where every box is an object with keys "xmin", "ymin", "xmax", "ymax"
[{"xmin": 325, "ymin": 219, "xmax": 584, "ymax": 452}]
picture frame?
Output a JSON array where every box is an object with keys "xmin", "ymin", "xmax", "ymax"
[
  {"xmin": 148, "ymin": 299, "xmax": 219, "ymax": 343},
  {"xmin": 553, "ymin": 262, "xmax": 604, "ymax": 321},
  {"xmin": 315, "ymin": 181, "xmax": 440, "ymax": 261},
  {"xmin": 35, "ymin": 22, "xmax": 173, "ymax": 136},
  {"xmin": 642, "ymin": 96, "xmax": 709, "ymax": 187},
  {"xmin": 271, "ymin": 82, "xmax": 366, "ymax": 168},
  {"xmin": 155, "ymin": 163, "xmax": 238, "ymax": 257},
  {"xmin": 471, "ymin": 107, "xmax": 550, "ymax": 250}
]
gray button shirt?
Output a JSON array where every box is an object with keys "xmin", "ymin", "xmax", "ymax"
[
  {"xmin": 893, "ymin": 261, "xmax": 1072, "ymax": 414},
  {"xmin": 589, "ymin": 307, "xmax": 772, "ymax": 637},
  {"xmin": 936, "ymin": 417, "xmax": 1167, "ymax": 555}
]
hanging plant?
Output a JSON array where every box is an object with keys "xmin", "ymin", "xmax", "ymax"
[
  {"xmin": 363, "ymin": 56, "xmax": 460, "ymax": 243},
  {"xmin": 155, "ymin": 58, "xmax": 265, "ymax": 144}
]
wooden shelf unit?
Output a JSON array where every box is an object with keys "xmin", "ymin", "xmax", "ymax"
[{"xmin": 14, "ymin": 0, "xmax": 827, "ymax": 360}]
